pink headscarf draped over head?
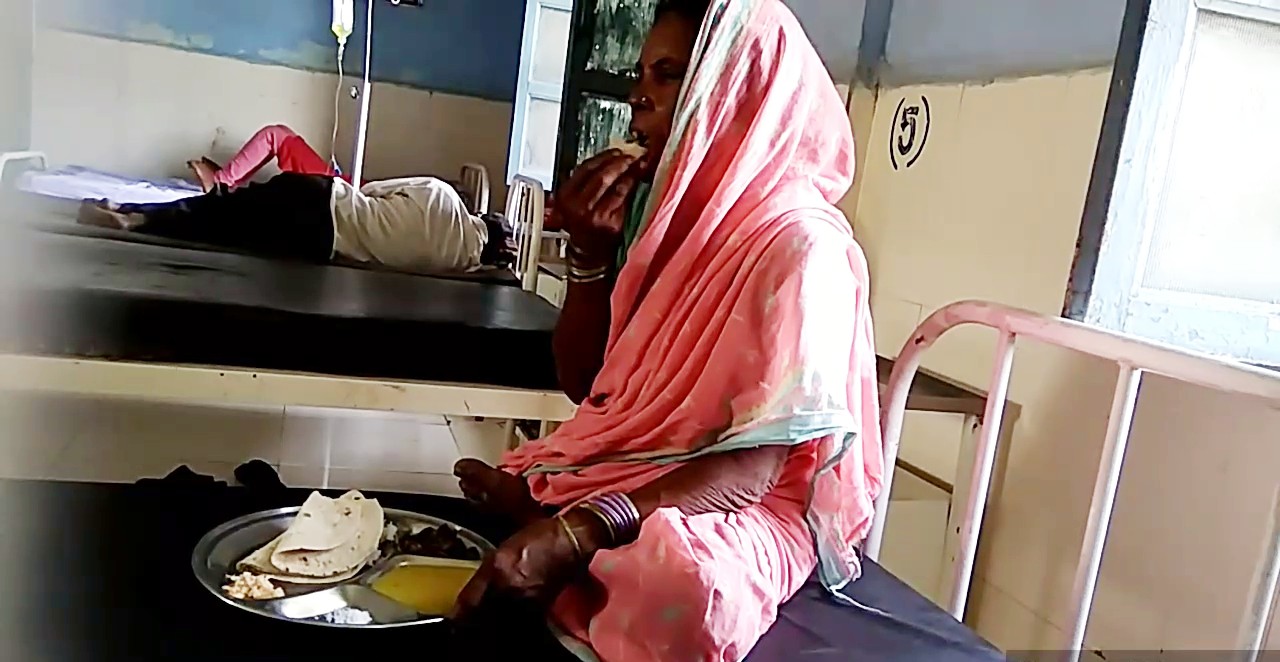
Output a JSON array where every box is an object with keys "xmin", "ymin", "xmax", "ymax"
[{"xmin": 504, "ymin": 0, "xmax": 882, "ymax": 589}]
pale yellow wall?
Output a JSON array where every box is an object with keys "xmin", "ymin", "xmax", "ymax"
[
  {"xmin": 30, "ymin": 30, "xmax": 512, "ymax": 195},
  {"xmin": 847, "ymin": 70, "xmax": 1280, "ymax": 653}
]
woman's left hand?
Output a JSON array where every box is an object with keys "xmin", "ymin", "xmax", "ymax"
[{"xmin": 452, "ymin": 512, "xmax": 599, "ymax": 618}]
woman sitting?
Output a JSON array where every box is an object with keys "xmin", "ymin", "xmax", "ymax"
[{"xmin": 451, "ymin": 1, "xmax": 883, "ymax": 660}]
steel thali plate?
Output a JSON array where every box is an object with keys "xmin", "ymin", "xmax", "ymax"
[{"xmin": 191, "ymin": 506, "xmax": 494, "ymax": 629}]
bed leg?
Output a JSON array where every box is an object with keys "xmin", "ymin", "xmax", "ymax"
[
  {"xmin": 1237, "ymin": 485, "xmax": 1280, "ymax": 662},
  {"xmin": 943, "ymin": 331, "xmax": 1017, "ymax": 622},
  {"xmin": 938, "ymin": 414, "xmax": 982, "ymax": 618}
]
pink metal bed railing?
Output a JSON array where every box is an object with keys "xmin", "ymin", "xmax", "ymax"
[{"xmin": 865, "ymin": 300, "xmax": 1280, "ymax": 661}]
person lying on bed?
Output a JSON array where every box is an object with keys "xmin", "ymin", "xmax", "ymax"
[
  {"xmin": 183, "ymin": 124, "xmax": 476, "ymax": 210},
  {"xmin": 186, "ymin": 124, "xmax": 339, "ymax": 193},
  {"xmin": 447, "ymin": 1, "xmax": 883, "ymax": 660},
  {"xmin": 76, "ymin": 171, "xmax": 507, "ymax": 275}
]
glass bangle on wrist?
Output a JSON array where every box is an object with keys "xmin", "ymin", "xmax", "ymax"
[
  {"xmin": 556, "ymin": 514, "xmax": 584, "ymax": 560},
  {"xmin": 578, "ymin": 502, "xmax": 617, "ymax": 544},
  {"xmin": 577, "ymin": 492, "xmax": 641, "ymax": 545},
  {"xmin": 568, "ymin": 263, "xmax": 609, "ymax": 283}
]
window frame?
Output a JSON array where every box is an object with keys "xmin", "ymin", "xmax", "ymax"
[
  {"xmin": 1067, "ymin": 0, "xmax": 1280, "ymax": 367},
  {"xmin": 507, "ymin": 0, "xmax": 575, "ymax": 189},
  {"xmin": 507, "ymin": 0, "xmax": 655, "ymax": 191},
  {"xmin": 551, "ymin": 0, "xmax": 644, "ymax": 189}
]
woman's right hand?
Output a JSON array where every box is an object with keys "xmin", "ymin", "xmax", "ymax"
[{"xmin": 554, "ymin": 150, "xmax": 643, "ymax": 268}]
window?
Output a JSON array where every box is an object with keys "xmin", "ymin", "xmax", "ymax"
[
  {"xmin": 508, "ymin": 0, "xmax": 573, "ymax": 189},
  {"xmin": 508, "ymin": 0, "xmax": 658, "ymax": 190},
  {"xmin": 1070, "ymin": 0, "xmax": 1280, "ymax": 367}
]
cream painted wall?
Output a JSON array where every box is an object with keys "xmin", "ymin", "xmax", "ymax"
[
  {"xmin": 847, "ymin": 70, "xmax": 1280, "ymax": 655},
  {"xmin": 30, "ymin": 30, "xmax": 512, "ymax": 197}
]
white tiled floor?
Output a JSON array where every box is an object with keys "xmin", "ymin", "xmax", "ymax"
[{"xmin": 0, "ymin": 393, "xmax": 511, "ymax": 495}]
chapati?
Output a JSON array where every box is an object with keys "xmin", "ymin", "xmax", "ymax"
[
  {"xmin": 607, "ymin": 138, "xmax": 647, "ymax": 159},
  {"xmin": 234, "ymin": 490, "xmax": 385, "ymax": 583},
  {"xmin": 271, "ymin": 491, "xmax": 384, "ymax": 578},
  {"xmin": 236, "ymin": 533, "xmax": 371, "ymax": 584},
  {"xmin": 273, "ymin": 491, "xmax": 364, "ymax": 554}
]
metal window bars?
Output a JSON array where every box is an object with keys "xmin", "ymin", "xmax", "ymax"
[{"xmin": 864, "ymin": 300, "xmax": 1280, "ymax": 661}]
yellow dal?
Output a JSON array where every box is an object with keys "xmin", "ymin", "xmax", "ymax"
[{"xmin": 371, "ymin": 563, "xmax": 478, "ymax": 615}]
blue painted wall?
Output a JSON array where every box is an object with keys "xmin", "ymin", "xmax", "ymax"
[
  {"xmin": 784, "ymin": 0, "xmax": 865, "ymax": 83},
  {"xmin": 39, "ymin": 0, "xmax": 525, "ymax": 102},
  {"xmin": 879, "ymin": 0, "xmax": 1126, "ymax": 85}
]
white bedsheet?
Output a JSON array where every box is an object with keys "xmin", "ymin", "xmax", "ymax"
[{"xmin": 18, "ymin": 166, "xmax": 201, "ymax": 204}]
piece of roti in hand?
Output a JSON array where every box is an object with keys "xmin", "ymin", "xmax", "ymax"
[{"xmin": 607, "ymin": 138, "xmax": 646, "ymax": 159}]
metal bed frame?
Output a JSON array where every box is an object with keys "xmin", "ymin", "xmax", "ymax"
[
  {"xmin": 506, "ymin": 174, "xmax": 547, "ymax": 293},
  {"xmin": 0, "ymin": 151, "xmax": 48, "ymax": 179},
  {"xmin": 460, "ymin": 162, "xmax": 491, "ymax": 215},
  {"xmin": 867, "ymin": 300, "xmax": 1280, "ymax": 661},
  {"xmin": 0, "ymin": 354, "xmax": 577, "ymax": 424}
]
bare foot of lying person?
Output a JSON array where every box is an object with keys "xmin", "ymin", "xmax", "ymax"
[
  {"xmin": 453, "ymin": 459, "xmax": 546, "ymax": 526},
  {"xmin": 186, "ymin": 157, "xmax": 222, "ymax": 193},
  {"xmin": 76, "ymin": 199, "xmax": 146, "ymax": 231}
]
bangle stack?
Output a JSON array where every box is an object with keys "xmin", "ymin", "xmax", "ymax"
[
  {"xmin": 566, "ymin": 242, "xmax": 610, "ymax": 284},
  {"xmin": 568, "ymin": 261, "xmax": 609, "ymax": 284},
  {"xmin": 576, "ymin": 492, "xmax": 641, "ymax": 546}
]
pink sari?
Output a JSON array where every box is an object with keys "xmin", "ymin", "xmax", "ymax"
[{"xmin": 502, "ymin": 1, "xmax": 882, "ymax": 659}]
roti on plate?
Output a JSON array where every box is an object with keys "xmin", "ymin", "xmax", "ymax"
[{"xmin": 235, "ymin": 490, "xmax": 385, "ymax": 582}]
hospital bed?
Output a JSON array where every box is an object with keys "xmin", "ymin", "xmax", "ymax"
[
  {"xmin": 0, "ymin": 150, "xmax": 527, "ymax": 285},
  {"xmin": 1, "ymin": 151, "xmax": 496, "ymax": 215},
  {"xmin": 0, "ymin": 229, "xmax": 577, "ymax": 425},
  {"xmin": 0, "ymin": 153, "xmax": 571, "ymax": 438}
]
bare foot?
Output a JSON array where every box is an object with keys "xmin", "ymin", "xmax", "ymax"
[
  {"xmin": 76, "ymin": 199, "xmax": 145, "ymax": 231},
  {"xmin": 453, "ymin": 459, "xmax": 545, "ymax": 525},
  {"xmin": 186, "ymin": 157, "xmax": 222, "ymax": 193}
]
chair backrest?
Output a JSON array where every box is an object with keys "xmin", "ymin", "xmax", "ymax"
[
  {"xmin": 459, "ymin": 163, "xmax": 490, "ymax": 215},
  {"xmin": 505, "ymin": 175, "xmax": 546, "ymax": 292}
]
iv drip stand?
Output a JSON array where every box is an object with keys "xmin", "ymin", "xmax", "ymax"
[{"xmin": 350, "ymin": 0, "xmax": 375, "ymax": 185}]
